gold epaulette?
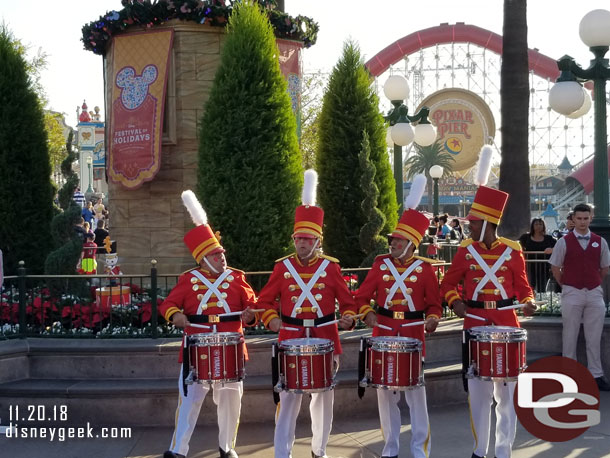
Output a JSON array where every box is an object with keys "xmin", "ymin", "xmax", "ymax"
[
  {"xmin": 227, "ymin": 266, "xmax": 244, "ymax": 275},
  {"xmin": 414, "ymin": 255, "xmax": 439, "ymax": 264},
  {"xmin": 275, "ymin": 253, "xmax": 295, "ymax": 263},
  {"xmin": 320, "ymin": 254, "xmax": 340, "ymax": 263},
  {"xmin": 181, "ymin": 266, "xmax": 199, "ymax": 275},
  {"xmin": 498, "ymin": 237, "xmax": 522, "ymax": 252},
  {"xmin": 460, "ymin": 238, "xmax": 475, "ymax": 248}
]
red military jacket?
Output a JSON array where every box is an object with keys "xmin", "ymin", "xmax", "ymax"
[
  {"xmin": 258, "ymin": 253, "xmax": 358, "ymax": 355},
  {"xmin": 159, "ymin": 266, "xmax": 258, "ymax": 362},
  {"xmin": 440, "ymin": 237, "xmax": 534, "ymax": 329},
  {"xmin": 355, "ymin": 254, "xmax": 442, "ymax": 353}
]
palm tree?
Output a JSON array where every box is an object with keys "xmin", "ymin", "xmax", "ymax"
[
  {"xmin": 498, "ymin": 0, "xmax": 530, "ymax": 238},
  {"xmin": 404, "ymin": 140, "xmax": 455, "ymax": 211}
]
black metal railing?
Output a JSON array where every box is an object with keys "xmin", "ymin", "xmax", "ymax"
[{"xmin": 1, "ymin": 254, "xmax": 605, "ymax": 340}]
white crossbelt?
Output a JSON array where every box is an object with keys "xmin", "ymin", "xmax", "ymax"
[
  {"xmin": 190, "ymin": 269, "xmax": 233, "ymax": 314},
  {"xmin": 283, "ymin": 258, "xmax": 329, "ymax": 318},
  {"xmin": 382, "ymin": 258, "xmax": 421, "ymax": 312},
  {"xmin": 466, "ymin": 245, "xmax": 511, "ymax": 300}
]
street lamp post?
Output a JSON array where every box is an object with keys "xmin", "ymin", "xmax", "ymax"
[
  {"xmin": 384, "ymin": 75, "xmax": 437, "ymax": 213},
  {"xmin": 429, "ymin": 165, "xmax": 443, "ymax": 216},
  {"xmin": 549, "ymin": 9, "xmax": 610, "ymax": 240},
  {"xmin": 86, "ymin": 155, "xmax": 94, "ymax": 194},
  {"xmin": 459, "ymin": 196, "xmax": 469, "ymax": 217}
]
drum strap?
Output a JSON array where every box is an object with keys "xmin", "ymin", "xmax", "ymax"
[
  {"xmin": 182, "ymin": 334, "xmax": 190, "ymax": 396},
  {"xmin": 282, "ymin": 258, "xmax": 329, "ymax": 317},
  {"xmin": 190, "ymin": 269, "xmax": 233, "ymax": 314},
  {"xmin": 467, "ymin": 245, "xmax": 511, "ymax": 300},
  {"xmin": 187, "ymin": 314, "xmax": 241, "ymax": 323},
  {"xmin": 382, "ymin": 258, "xmax": 421, "ymax": 312},
  {"xmin": 280, "ymin": 313, "xmax": 335, "ymax": 327},
  {"xmin": 376, "ymin": 307, "xmax": 424, "ymax": 320}
]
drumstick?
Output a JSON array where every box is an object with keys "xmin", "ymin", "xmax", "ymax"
[
  {"xmin": 376, "ymin": 323, "xmax": 394, "ymax": 331},
  {"xmin": 465, "ymin": 313, "xmax": 487, "ymax": 322},
  {"xmin": 400, "ymin": 320, "xmax": 425, "ymax": 328},
  {"xmin": 189, "ymin": 323, "xmax": 211, "ymax": 329},
  {"xmin": 317, "ymin": 319, "xmax": 338, "ymax": 328},
  {"xmin": 501, "ymin": 304, "xmax": 526, "ymax": 311},
  {"xmin": 280, "ymin": 326, "xmax": 300, "ymax": 332},
  {"xmin": 218, "ymin": 309, "xmax": 267, "ymax": 317}
]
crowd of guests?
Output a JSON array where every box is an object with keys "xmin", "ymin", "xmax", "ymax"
[{"xmin": 72, "ymin": 190, "xmax": 111, "ymax": 274}]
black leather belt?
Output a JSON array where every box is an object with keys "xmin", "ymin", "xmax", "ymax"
[
  {"xmin": 281, "ymin": 313, "xmax": 335, "ymax": 327},
  {"xmin": 467, "ymin": 298, "xmax": 515, "ymax": 309},
  {"xmin": 188, "ymin": 314, "xmax": 241, "ymax": 324},
  {"xmin": 376, "ymin": 308, "xmax": 424, "ymax": 320}
]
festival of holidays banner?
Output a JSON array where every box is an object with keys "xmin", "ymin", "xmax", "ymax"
[
  {"xmin": 108, "ymin": 30, "xmax": 173, "ymax": 189},
  {"xmin": 277, "ymin": 39, "xmax": 303, "ymax": 121}
]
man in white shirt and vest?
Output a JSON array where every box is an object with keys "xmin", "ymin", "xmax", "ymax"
[{"xmin": 549, "ymin": 203, "xmax": 610, "ymax": 391}]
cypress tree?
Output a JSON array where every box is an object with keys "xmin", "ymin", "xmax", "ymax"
[
  {"xmin": 198, "ymin": 1, "xmax": 302, "ymax": 272},
  {"xmin": 358, "ymin": 131, "xmax": 388, "ymax": 268},
  {"xmin": 317, "ymin": 40, "xmax": 397, "ymax": 267},
  {"xmin": 45, "ymin": 132, "xmax": 83, "ymax": 277},
  {"xmin": 0, "ymin": 26, "xmax": 55, "ymax": 274}
]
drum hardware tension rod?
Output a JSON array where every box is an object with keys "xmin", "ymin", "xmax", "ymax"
[{"xmin": 400, "ymin": 320, "xmax": 425, "ymax": 328}]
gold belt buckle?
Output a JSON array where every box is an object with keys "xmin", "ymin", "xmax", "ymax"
[
  {"xmin": 208, "ymin": 315, "xmax": 220, "ymax": 323},
  {"xmin": 393, "ymin": 311, "xmax": 405, "ymax": 320},
  {"xmin": 303, "ymin": 319, "xmax": 315, "ymax": 327},
  {"xmin": 483, "ymin": 301, "xmax": 496, "ymax": 310}
]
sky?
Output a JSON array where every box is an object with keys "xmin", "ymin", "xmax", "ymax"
[{"xmin": 1, "ymin": 0, "xmax": 610, "ymax": 127}]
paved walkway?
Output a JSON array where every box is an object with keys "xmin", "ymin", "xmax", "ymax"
[{"xmin": 1, "ymin": 392, "xmax": 609, "ymax": 457}]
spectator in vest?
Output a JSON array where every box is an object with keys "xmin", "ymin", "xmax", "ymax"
[{"xmin": 549, "ymin": 203, "xmax": 610, "ymax": 391}]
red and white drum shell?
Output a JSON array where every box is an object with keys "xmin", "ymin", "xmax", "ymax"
[
  {"xmin": 278, "ymin": 338, "xmax": 335, "ymax": 393},
  {"xmin": 188, "ymin": 332, "xmax": 245, "ymax": 384},
  {"xmin": 468, "ymin": 326, "xmax": 527, "ymax": 381},
  {"xmin": 367, "ymin": 336, "xmax": 424, "ymax": 390}
]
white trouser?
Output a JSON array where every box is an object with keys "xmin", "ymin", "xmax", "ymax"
[
  {"xmin": 274, "ymin": 389, "xmax": 334, "ymax": 458},
  {"xmin": 468, "ymin": 378, "xmax": 516, "ymax": 458},
  {"xmin": 377, "ymin": 386, "xmax": 431, "ymax": 458},
  {"xmin": 561, "ymin": 285, "xmax": 606, "ymax": 377},
  {"xmin": 169, "ymin": 367, "xmax": 243, "ymax": 456}
]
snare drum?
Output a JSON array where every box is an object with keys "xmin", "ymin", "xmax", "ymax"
[
  {"xmin": 188, "ymin": 332, "xmax": 245, "ymax": 384},
  {"xmin": 468, "ymin": 326, "xmax": 527, "ymax": 381},
  {"xmin": 366, "ymin": 336, "xmax": 423, "ymax": 390},
  {"xmin": 278, "ymin": 338, "xmax": 335, "ymax": 393}
]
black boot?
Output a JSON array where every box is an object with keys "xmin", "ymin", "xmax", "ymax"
[
  {"xmin": 471, "ymin": 454, "xmax": 485, "ymax": 458},
  {"xmin": 219, "ymin": 447, "xmax": 238, "ymax": 458},
  {"xmin": 163, "ymin": 452, "xmax": 185, "ymax": 458},
  {"xmin": 311, "ymin": 452, "xmax": 328, "ymax": 458}
]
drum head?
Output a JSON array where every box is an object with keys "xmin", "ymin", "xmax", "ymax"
[
  {"xmin": 368, "ymin": 336, "xmax": 422, "ymax": 352},
  {"xmin": 469, "ymin": 325, "xmax": 527, "ymax": 342},
  {"xmin": 279, "ymin": 337, "xmax": 334, "ymax": 354},
  {"xmin": 189, "ymin": 332, "xmax": 244, "ymax": 345}
]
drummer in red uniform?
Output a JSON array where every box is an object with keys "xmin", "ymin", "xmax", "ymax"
[
  {"xmin": 355, "ymin": 174, "xmax": 441, "ymax": 458},
  {"xmin": 160, "ymin": 191, "xmax": 257, "ymax": 458},
  {"xmin": 440, "ymin": 146, "xmax": 536, "ymax": 458},
  {"xmin": 257, "ymin": 170, "xmax": 358, "ymax": 458}
]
